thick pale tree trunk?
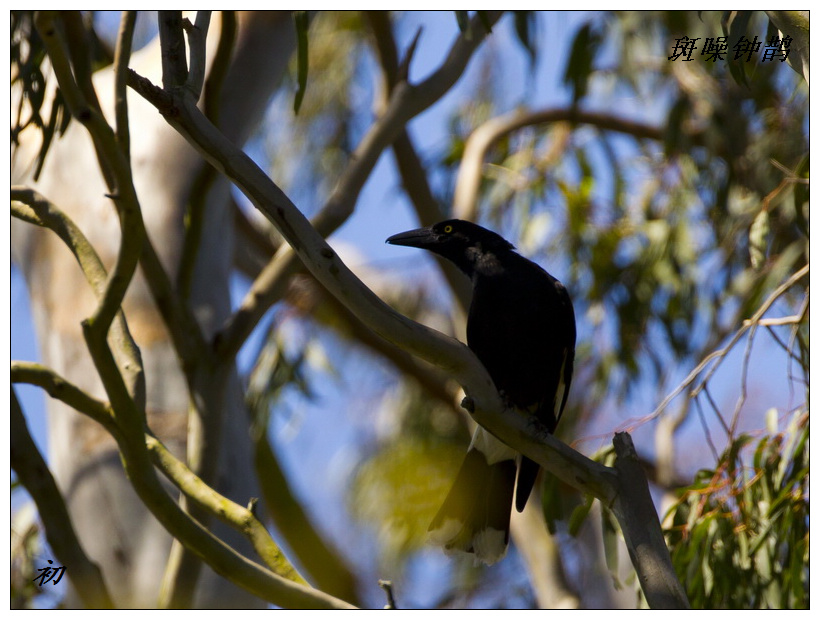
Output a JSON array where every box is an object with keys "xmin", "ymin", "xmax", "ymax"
[{"xmin": 11, "ymin": 12, "xmax": 295, "ymax": 608}]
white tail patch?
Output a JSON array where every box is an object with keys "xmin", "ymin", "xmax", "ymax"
[
  {"xmin": 428, "ymin": 520, "xmax": 508, "ymax": 566},
  {"xmin": 471, "ymin": 527, "xmax": 507, "ymax": 565}
]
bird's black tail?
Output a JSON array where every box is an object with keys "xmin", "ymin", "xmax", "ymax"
[{"xmin": 427, "ymin": 445, "xmax": 517, "ymax": 565}]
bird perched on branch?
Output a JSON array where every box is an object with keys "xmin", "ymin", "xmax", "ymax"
[{"xmin": 386, "ymin": 219, "xmax": 576, "ymax": 564}]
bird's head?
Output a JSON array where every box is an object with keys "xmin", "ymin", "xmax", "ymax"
[
  {"xmin": 387, "ymin": 219, "xmax": 512, "ymax": 254},
  {"xmin": 386, "ymin": 220, "xmax": 515, "ymax": 277}
]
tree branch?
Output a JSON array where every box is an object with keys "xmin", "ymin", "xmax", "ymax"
[
  {"xmin": 11, "ymin": 361, "xmax": 353, "ymax": 609},
  {"xmin": 35, "ymin": 11, "xmax": 145, "ymax": 340},
  {"xmin": 10, "ymin": 362, "xmax": 303, "ymax": 583},
  {"xmin": 292, "ymin": 274, "xmax": 462, "ymax": 413},
  {"xmin": 158, "ymin": 11, "xmax": 188, "ymax": 90},
  {"xmin": 59, "ymin": 12, "xmax": 104, "ymax": 121},
  {"xmin": 11, "ymin": 362, "xmax": 120, "ymax": 438},
  {"xmin": 11, "ymin": 389, "xmax": 116, "ymax": 609},
  {"xmin": 10, "ymin": 186, "xmax": 145, "ymax": 409},
  {"xmin": 53, "ymin": 9, "xmax": 214, "ymax": 393},
  {"xmin": 113, "ymin": 11, "xmax": 137, "ymax": 159},
  {"xmin": 146, "ymin": 434, "xmax": 307, "ymax": 587},
  {"xmin": 157, "ymin": 13, "xmax": 227, "ymax": 608},
  {"xmin": 39, "ymin": 14, "xmax": 229, "ymax": 604},
  {"xmin": 622, "ymin": 262, "xmax": 810, "ymax": 432},
  {"xmin": 11, "ymin": 180, "xmax": 221, "ymax": 607},
  {"xmin": 127, "ymin": 67, "xmax": 493, "ymax": 401},
  {"xmin": 611, "ymin": 433, "xmax": 690, "ymax": 609},
  {"xmin": 183, "ymin": 11, "xmax": 211, "ymax": 100},
  {"xmin": 233, "ymin": 230, "xmax": 461, "ymax": 414}
]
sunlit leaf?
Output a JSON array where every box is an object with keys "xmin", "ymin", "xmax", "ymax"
[
  {"xmin": 567, "ymin": 494, "xmax": 594, "ymax": 537},
  {"xmin": 722, "ymin": 10, "xmax": 754, "ymax": 88},
  {"xmin": 454, "ymin": 11, "xmax": 469, "ymax": 33},
  {"xmin": 749, "ymin": 209, "xmax": 770, "ymax": 270},
  {"xmin": 563, "ymin": 21, "xmax": 602, "ymax": 105},
  {"xmin": 513, "ymin": 11, "xmax": 537, "ymax": 65},
  {"xmin": 293, "ymin": 11, "xmax": 310, "ymax": 114},
  {"xmin": 792, "ymin": 153, "xmax": 809, "ymax": 237}
]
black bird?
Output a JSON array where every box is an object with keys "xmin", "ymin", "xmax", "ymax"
[{"xmin": 386, "ymin": 219, "xmax": 576, "ymax": 564}]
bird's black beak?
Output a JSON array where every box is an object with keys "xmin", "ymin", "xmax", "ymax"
[{"xmin": 385, "ymin": 227, "xmax": 440, "ymax": 249}]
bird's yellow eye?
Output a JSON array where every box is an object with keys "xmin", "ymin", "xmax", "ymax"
[{"xmin": 444, "ymin": 225, "xmax": 453, "ymax": 234}]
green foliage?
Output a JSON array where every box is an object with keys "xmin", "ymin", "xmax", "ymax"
[
  {"xmin": 246, "ymin": 318, "xmax": 325, "ymax": 440},
  {"xmin": 348, "ymin": 382, "xmax": 468, "ymax": 565},
  {"xmin": 542, "ymin": 443, "xmax": 616, "ymax": 537},
  {"xmin": 512, "ymin": 11, "xmax": 538, "ymax": 65},
  {"xmin": 264, "ymin": 11, "xmax": 369, "ymax": 213},
  {"xmin": 664, "ymin": 410, "xmax": 809, "ymax": 608},
  {"xmin": 563, "ymin": 22, "xmax": 603, "ymax": 106},
  {"xmin": 350, "ymin": 436, "xmax": 463, "ymax": 563},
  {"xmin": 721, "ymin": 10, "xmax": 754, "ymax": 88},
  {"xmin": 10, "ymin": 11, "xmax": 72, "ymax": 180},
  {"xmin": 292, "ymin": 12, "xmax": 310, "ymax": 114},
  {"xmin": 791, "ymin": 153, "xmax": 809, "ymax": 238}
]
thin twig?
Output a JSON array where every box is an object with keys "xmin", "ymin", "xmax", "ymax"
[
  {"xmin": 785, "ymin": 289, "xmax": 810, "ymax": 409},
  {"xmin": 694, "ymin": 389, "xmax": 722, "ymax": 461},
  {"xmin": 619, "ymin": 262, "xmax": 809, "ymax": 432},
  {"xmin": 744, "ymin": 314, "xmax": 804, "ymax": 327},
  {"xmin": 702, "ymin": 383, "xmax": 731, "ymax": 438},
  {"xmin": 158, "ymin": 11, "xmax": 188, "ymax": 89},
  {"xmin": 183, "ymin": 11, "xmax": 211, "ymax": 101},
  {"xmin": 396, "ymin": 26, "xmax": 422, "ymax": 84},
  {"xmin": 729, "ymin": 322, "xmax": 757, "ymax": 438},
  {"xmin": 378, "ymin": 579, "xmax": 397, "ymax": 609},
  {"xmin": 113, "ymin": 11, "xmax": 137, "ymax": 159}
]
